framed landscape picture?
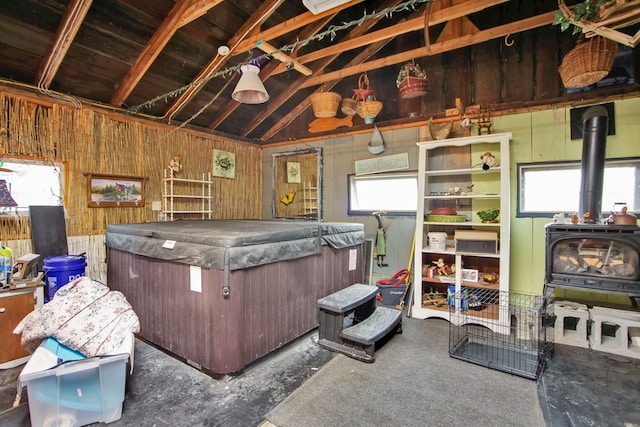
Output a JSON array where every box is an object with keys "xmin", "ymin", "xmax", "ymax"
[{"xmin": 87, "ymin": 174, "xmax": 145, "ymax": 207}]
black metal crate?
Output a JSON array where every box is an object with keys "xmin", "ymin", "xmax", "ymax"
[{"xmin": 448, "ymin": 291, "xmax": 550, "ymax": 380}]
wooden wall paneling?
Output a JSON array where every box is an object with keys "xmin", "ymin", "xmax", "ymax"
[
  {"xmin": 423, "ymin": 52, "xmax": 447, "ymax": 116},
  {"xmin": 500, "ymin": 32, "xmax": 535, "ymax": 104},
  {"xmin": 534, "ymin": 26, "xmax": 565, "ymax": 100},
  {"xmin": 442, "ymin": 47, "xmax": 473, "ymax": 114},
  {"xmin": 473, "ymin": 39, "xmax": 502, "ymax": 106},
  {"xmin": 498, "ymin": 0, "xmax": 535, "ymax": 105}
]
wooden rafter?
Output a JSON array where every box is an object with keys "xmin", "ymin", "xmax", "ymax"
[
  {"xmin": 255, "ymin": 41, "xmax": 312, "ymax": 76},
  {"xmin": 241, "ymin": 0, "xmax": 406, "ymax": 138},
  {"xmin": 110, "ymin": 0, "xmax": 224, "ymax": 106},
  {"xmin": 233, "ymin": 0, "xmax": 366, "ymax": 54},
  {"xmin": 207, "ymin": 13, "xmax": 337, "ymax": 129},
  {"xmin": 272, "ymin": 0, "xmax": 509, "ymax": 76},
  {"xmin": 165, "ymin": 0, "xmax": 363, "ymax": 120},
  {"xmin": 35, "ymin": 0, "xmax": 93, "ymax": 88},
  {"xmin": 164, "ymin": 0, "xmax": 285, "ymax": 120},
  {"xmin": 299, "ymin": 11, "xmax": 556, "ymax": 89},
  {"xmin": 261, "ymin": 25, "xmax": 400, "ymax": 141}
]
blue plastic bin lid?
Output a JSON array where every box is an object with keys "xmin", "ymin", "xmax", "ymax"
[
  {"xmin": 42, "ymin": 337, "xmax": 87, "ymax": 364},
  {"xmin": 43, "ymin": 254, "xmax": 87, "ymax": 267}
]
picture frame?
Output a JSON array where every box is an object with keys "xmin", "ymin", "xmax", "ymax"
[
  {"xmin": 87, "ymin": 173, "xmax": 145, "ymax": 207},
  {"xmin": 461, "ymin": 268, "xmax": 479, "ymax": 283},
  {"xmin": 287, "ymin": 162, "xmax": 301, "ymax": 183},
  {"xmin": 213, "ymin": 149, "xmax": 236, "ymax": 179}
]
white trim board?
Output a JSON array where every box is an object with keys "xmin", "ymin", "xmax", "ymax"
[{"xmin": 355, "ymin": 153, "xmax": 409, "ymax": 176}]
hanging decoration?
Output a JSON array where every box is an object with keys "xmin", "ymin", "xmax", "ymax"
[
  {"xmin": 280, "ymin": 192, "xmax": 296, "ymax": 206},
  {"xmin": 168, "ymin": 154, "xmax": 183, "ymax": 174},
  {"xmin": 558, "ymin": 35, "xmax": 618, "ymax": 88},
  {"xmin": 355, "ymin": 73, "xmax": 383, "ymax": 124},
  {"xmin": 309, "ymin": 89, "xmax": 342, "ymax": 118},
  {"xmin": 213, "ymin": 150, "xmax": 236, "ymax": 179},
  {"xmin": 396, "ymin": 61, "xmax": 428, "ymax": 99},
  {"xmin": 367, "ymin": 125, "xmax": 386, "ymax": 155}
]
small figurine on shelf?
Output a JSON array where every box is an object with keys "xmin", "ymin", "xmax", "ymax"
[
  {"xmin": 480, "ymin": 152, "xmax": 498, "ymax": 170},
  {"xmin": 433, "ymin": 257, "xmax": 453, "ymax": 276},
  {"xmin": 169, "ymin": 153, "xmax": 183, "ymax": 174}
]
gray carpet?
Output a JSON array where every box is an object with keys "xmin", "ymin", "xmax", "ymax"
[{"xmin": 267, "ymin": 317, "xmax": 545, "ymax": 427}]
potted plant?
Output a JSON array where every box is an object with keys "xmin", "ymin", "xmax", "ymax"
[
  {"xmin": 552, "ymin": 0, "xmax": 613, "ymax": 34},
  {"xmin": 477, "ymin": 209, "xmax": 500, "ymax": 223}
]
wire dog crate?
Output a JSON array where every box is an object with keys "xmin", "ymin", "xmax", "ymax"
[{"xmin": 448, "ymin": 290, "xmax": 551, "ymax": 380}]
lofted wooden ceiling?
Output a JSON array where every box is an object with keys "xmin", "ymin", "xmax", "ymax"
[{"xmin": 0, "ymin": 0, "xmax": 635, "ymax": 145}]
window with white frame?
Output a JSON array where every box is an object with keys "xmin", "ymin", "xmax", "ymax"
[
  {"xmin": 517, "ymin": 158, "xmax": 640, "ymax": 217},
  {"xmin": 0, "ymin": 159, "xmax": 64, "ymax": 214},
  {"xmin": 348, "ymin": 171, "xmax": 418, "ymax": 216}
]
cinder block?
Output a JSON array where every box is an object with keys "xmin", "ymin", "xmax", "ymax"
[
  {"xmin": 589, "ymin": 306, "xmax": 640, "ymax": 359},
  {"xmin": 551, "ymin": 300, "xmax": 590, "ymax": 348}
]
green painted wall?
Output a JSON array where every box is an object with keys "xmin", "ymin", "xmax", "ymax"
[
  {"xmin": 493, "ymin": 98, "xmax": 640, "ymax": 303},
  {"xmin": 263, "ymin": 97, "xmax": 640, "ymax": 302}
]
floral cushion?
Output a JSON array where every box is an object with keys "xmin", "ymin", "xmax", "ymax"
[{"xmin": 13, "ymin": 276, "xmax": 140, "ymax": 357}]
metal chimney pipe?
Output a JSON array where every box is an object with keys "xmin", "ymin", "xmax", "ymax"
[{"xmin": 579, "ymin": 105, "xmax": 608, "ymax": 223}]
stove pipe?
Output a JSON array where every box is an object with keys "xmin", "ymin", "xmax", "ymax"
[{"xmin": 579, "ymin": 106, "xmax": 608, "ymax": 223}]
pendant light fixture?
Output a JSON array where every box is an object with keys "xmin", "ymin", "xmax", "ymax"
[{"xmin": 231, "ymin": 64, "xmax": 269, "ymax": 104}]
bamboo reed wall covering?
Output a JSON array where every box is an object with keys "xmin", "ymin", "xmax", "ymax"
[{"xmin": 0, "ymin": 87, "xmax": 262, "ymax": 246}]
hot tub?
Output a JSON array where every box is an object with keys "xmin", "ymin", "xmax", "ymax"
[{"xmin": 105, "ymin": 220, "xmax": 365, "ymax": 374}]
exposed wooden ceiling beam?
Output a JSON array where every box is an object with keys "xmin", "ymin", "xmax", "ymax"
[
  {"xmin": 269, "ymin": 0, "xmax": 509, "ymax": 75},
  {"xmin": 164, "ymin": 0, "xmax": 285, "ymax": 120},
  {"xmin": 35, "ymin": 0, "xmax": 93, "ymax": 89},
  {"xmin": 233, "ymin": 0, "xmax": 366, "ymax": 53},
  {"xmin": 250, "ymin": 0, "xmax": 410, "ymax": 136},
  {"xmin": 166, "ymin": 0, "xmax": 364, "ymax": 120},
  {"xmin": 207, "ymin": 12, "xmax": 337, "ymax": 129},
  {"xmin": 300, "ymin": 11, "xmax": 556, "ymax": 89},
  {"xmin": 110, "ymin": 0, "xmax": 223, "ymax": 106},
  {"xmin": 194, "ymin": 0, "xmax": 491, "ymax": 128},
  {"xmin": 240, "ymin": 0, "xmax": 402, "ymax": 137},
  {"xmin": 255, "ymin": 41, "xmax": 312, "ymax": 76}
]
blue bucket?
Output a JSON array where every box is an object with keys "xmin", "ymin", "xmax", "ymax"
[{"xmin": 43, "ymin": 254, "xmax": 87, "ymax": 302}]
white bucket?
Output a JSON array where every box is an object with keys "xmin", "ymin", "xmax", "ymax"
[{"xmin": 428, "ymin": 232, "xmax": 448, "ymax": 251}]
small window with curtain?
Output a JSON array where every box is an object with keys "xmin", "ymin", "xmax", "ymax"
[{"xmin": 348, "ymin": 171, "xmax": 417, "ymax": 216}]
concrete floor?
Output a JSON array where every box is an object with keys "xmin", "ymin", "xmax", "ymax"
[{"xmin": 1, "ymin": 316, "xmax": 639, "ymax": 427}]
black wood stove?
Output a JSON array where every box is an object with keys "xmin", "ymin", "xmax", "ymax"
[{"xmin": 543, "ymin": 106, "xmax": 640, "ymax": 307}]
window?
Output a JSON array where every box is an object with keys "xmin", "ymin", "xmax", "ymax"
[
  {"xmin": 348, "ymin": 171, "xmax": 417, "ymax": 216},
  {"xmin": 517, "ymin": 158, "xmax": 640, "ymax": 217},
  {"xmin": 0, "ymin": 159, "xmax": 64, "ymax": 214}
]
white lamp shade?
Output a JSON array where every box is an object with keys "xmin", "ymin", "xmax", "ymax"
[{"xmin": 231, "ymin": 64, "xmax": 269, "ymax": 104}]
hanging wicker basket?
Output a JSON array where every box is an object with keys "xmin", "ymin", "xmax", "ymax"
[
  {"xmin": 341, "ymin": 98, "xmax": 359, "ymax": 116},
  {"xmin": 353, "ymin": 73, "xmax": 374, "ymax": 101},
  {"xmin": 309, "ymin": 91, "xmax": 341, "ymax": 118},
  {"xmin": 358, "ymin": 97, "xmax": 383, "ymax": 121},
  {"xmin": 558, "ymin": 36, "xmax": 618, "ymax": 88},
  {"xmin": 397, "ymin": 62, "xmax": 428, "ymax": 99}
]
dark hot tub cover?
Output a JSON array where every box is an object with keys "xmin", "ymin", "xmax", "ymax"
[{"xmin": 106, "ymin": 219, "xmax": 364, "ymax": 271}]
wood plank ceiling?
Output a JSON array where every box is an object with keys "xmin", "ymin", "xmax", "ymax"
[{"xmin": 0, "ymin": 0, "xmax": 635, "ymax": 144}]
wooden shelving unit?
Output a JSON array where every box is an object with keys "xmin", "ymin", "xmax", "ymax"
[{"xmin": 411, "ymin": 133, "xmax": 512, "ymax": 333}]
